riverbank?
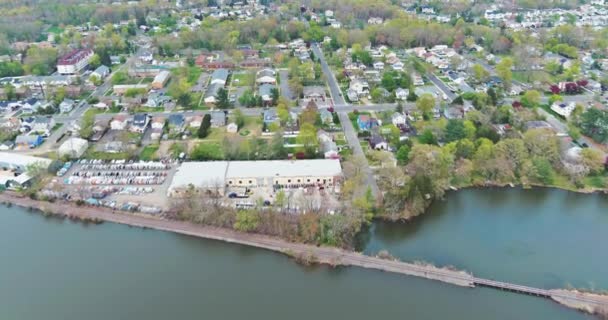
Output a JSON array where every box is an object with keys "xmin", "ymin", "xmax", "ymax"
[{"xmin": 2, "ymin": 191, "xmax": 608, "ymax": 317}]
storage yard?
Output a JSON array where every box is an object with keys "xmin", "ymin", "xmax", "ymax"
[{"xmin": 42, "ymin": 159, "xmax": 344, "ymax": 215}]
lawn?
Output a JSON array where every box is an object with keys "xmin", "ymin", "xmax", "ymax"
[
  {"xmin": 85, "ymin": 150, "xmax": 131, "ymax": 160},
  {"xmin": 139, "ymin": 144, "xmax": 159, "ymax": 160},
  {"xmin": 513, "ymin": 71, "xmax": 553, "ymax": 84},
  {"xmin": 231, "ymin": 73, "xmax": 254, "ymax": 87}
]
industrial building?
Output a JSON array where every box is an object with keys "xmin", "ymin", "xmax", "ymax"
[{"xmin": 167, "ymin": 159, "xmax": 342, "ymax": 197}]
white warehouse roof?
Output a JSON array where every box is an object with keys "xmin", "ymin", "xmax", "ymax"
[
  {"xmin": 168, "ymin": 159, "xmax": 342, "ymax": 193},
  {"xmin": 169, "ymin": 161, "xmax": 229, "ymax": 191},
  {"xmin": 226, "ymin": 159, "xmax": 342, "ymax": 179},
  {"xmin": 58, "ymin": 138, "xmax": 89, "ymax": 158},
  {"xmin": 0, "ymin": 152, "xmax": 52, "ymax": 171}
]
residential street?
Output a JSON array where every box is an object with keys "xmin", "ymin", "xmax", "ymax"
[
  {"xmin": 338, "ymin": 112, "xmax": 380, "ymax": 199},
  {"xmin": 311, "ymin": 43, "xmax": 346, "ymax": 106}
]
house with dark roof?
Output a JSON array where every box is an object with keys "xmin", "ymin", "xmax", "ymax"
[
  {"xmin": 168, "ymin": 114, "xmax": 185, "ymax": 133},
  {"xmin": 130, "ymin": 113, "xmax": 149, "ymax": 133}
]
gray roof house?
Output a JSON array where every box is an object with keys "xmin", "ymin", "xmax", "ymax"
[
  {"xmin": 258, "ymin": 84, "xmax": 275, "ymax": 102},
  {"xmin": 210, "ymin": 68, "xmax": 229, "ymax": 85},
  {"xmin": 263, "ymin": 109, "xmax": 279, "ymax": 124},
  {"xmin": 210, "ymin": 111, "xmax": 226, "ymax": 127},
  {"xmin": 168, "ymin": 114, "xmax": 185, "ymax": 132}
]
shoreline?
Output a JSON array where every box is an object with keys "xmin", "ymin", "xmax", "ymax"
[{"xmin": 1, "ymin": 192, "xmax": 608, "ymax": 317}]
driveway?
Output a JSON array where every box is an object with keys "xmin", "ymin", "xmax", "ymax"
[{"xmin": 278, "ymin": 70, "xmax": 294, "ymax": 100}]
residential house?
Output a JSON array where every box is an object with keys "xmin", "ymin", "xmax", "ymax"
[
  {"xmin": 32, "ymin": 116, "xmax": 55, "ymax": 133},
  {"xmin": 373, "ymin": 61, "xmax": 385, "ymax": 70},
  {"xmin": 349, "ymin": 79, "xmax": 370, "ymax": 97},
  {"xmin": 391, "ymin": 112, "xmax": 407, "ymax": 127},
  {"xmin": 59, "ymin": 98, "xmax": 75, "ymax": 113},
  {"xmin": 151, "ymin": 116, "xmax": 166, "ymax": 130},
  {"xmin": 444, "ymin": 106, "xmax": 463, "ymax": 119},
  {"xmin": 551, "ymin": 102, "xmax": 577, "ymax": 118},
  {"xmin": 15, "ymin": 134, "xmax": 43, "ymax": 149},
  {"xmin": 258, "ymin": 84, "xmax": 276, "ymax": 103},
  {"xmin": 346, "ymin": 89, "xmax": 359, "ymax": 102},
  {"xmin": 146, "ymin": 92, "xmax": 171, "ymax": 108},
  {"xmin": 319, "ymin": 109, "xmax": 333, "ymax": 125},
  {"xmin": 256, "ymin": 69, "xmax": 277, "ymax": 84},
  {"xmin": 110, "ymin": 56, "xmax": 121, "ymax": 65},
  {"xmin": 302, "ymin": 86, "xmax": 327, "ymax": 107},
  {"xmin": 412, "ymin": 73, "xmax": 424, "ymax": 86},
  {"xmin": 226, "ymin": 122, "xmax": 238, "ymax": 133},
  {"xmin": 369, "ymin": 134, "xmax": 388, "ymax": 150},
  {"xmin": 357, "ymin": 115, "xmax": 377, "ymax": 131},
  {"xmin": 395, "ymin": 88, "xmax": 409, "ymax": 100},
  {"xmin": 189, "ymin": 115, "xmax": 203, "ymax": 128},
  {"xmin": 204, "ymin": 83, "xmax": 223, "ymax": 104},
  {"xmin": 110, "ymin": 115, "xmax": 130, "ymax": 131},
  {"xmin": 167, "ymin": 114, "xmax": 185, "ymax": 133},
  {"xmin": 130, "ymin": 114, "xmax": 149, "ymax": 133},
  {"xmin": 392, "ymin": 61, "xmax": 404, "ymax": 71},
  {"xmin": 91, "ymin": 120, "xmax": 108, "ymax": 141},
  {"xmin": 91, "ymin": 65, "xmax": 110, "ymax": 80},
  {"xmin": 21, "ymin": 98, "xmax": 45, "ymax": 114},
  {"xmin": 210, "ymin": 111, "xmax": 226, "ymax": 127},
  {"xmin": 263, "ymin": 109, "xmax": 279, "ymax": 124},
  {"xmin": 317, "ymin": 130, "xmax": 339, "ymax": 159},
  {"xmin": 210, "ymin": 69, "xmax": 229, "ymax": 86}
]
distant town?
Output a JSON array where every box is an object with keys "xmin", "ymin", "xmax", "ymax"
[{"xmin": 0, "ymin": 0, "xmax": 607, "ymax": 248}]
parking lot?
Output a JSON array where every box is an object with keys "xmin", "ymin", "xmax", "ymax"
[{"xmin": 45, "ymin": 159, "xmax": 179, "ymax": 211}]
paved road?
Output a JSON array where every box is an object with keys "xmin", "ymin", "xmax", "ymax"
[
  {"xmin": 338, "ymin": 112, "xmax": 380, "ymax": 199},
  {"xmin": 311, "ymin": 43, "xmax": 346, "ymax": 106},
  {"xmin": 278, "ymin": 70, "xmax": 294, "ymax": 100},
  {"xmin": 427, "ymin": 74, "xmax": 456, "ymax": 100}
]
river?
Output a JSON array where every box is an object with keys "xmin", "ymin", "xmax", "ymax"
[{"xmin": 1, "ymin": 188, "xmax": 605, "ymax": 319}]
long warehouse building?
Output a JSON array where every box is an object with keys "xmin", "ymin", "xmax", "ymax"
[{"xmin": 168, "ymin": 159, "xmax": 342, "ymax": 197}]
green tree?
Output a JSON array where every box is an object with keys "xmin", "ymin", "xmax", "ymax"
[
  {"xmin": 296, "ymin": 123, "xmax": 318, "ymax": 157},
  {"xmin": 445, "ymin": 119, "xmax": 467, "ymax": 142},
  {"xmin": 234, "ymin": 210, "xmax": 260, "ymax": 232},
  {"xmin": 520, "ymin": 90, "xmax": 541, "ymax": 108},
  {"xmin": 111, "ymin": 71, "xmax": 128, "ymax": 85},
  {"xmin": 233, "ymin": 108, "xmax": 245, "ymax": 129},
  {"xmin": 496, "ymin": 57, "xmax": 513, "ymax": 90},
  {"xmin": 579, "ymin": 108, "xmax": 608, "ymax": 143},
  {"xmin": 416, "ymin": 93, "xmax": 435, "ymax": 120},
  {"xmin": 396, "ymin": 145, "xmax": 411, "ymax": 165},
  {"xmin": 89, "ymin": 54, "xmax": 102, "ymax": 69},
  {"xmin": 216, "ymin": 88, "xmax": 231, "ymax": 109},
  {"xmin": 418, "ymin": 129, "xmax": 438, "ymax": 145},
  {"xmin": 472, "ymin": 64, "xmax": 489, "ymax": 83},
  {"xmin": 198, "ymin": 114, "xmax": 211, "ymax": 138}
]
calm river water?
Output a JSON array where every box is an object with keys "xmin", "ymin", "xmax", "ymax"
[{"xmin": 1, "ymin": 188, "xmax": 605, "ymax": 320}]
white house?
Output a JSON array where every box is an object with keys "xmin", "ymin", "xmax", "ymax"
[
  {"xmin": 391, "ymin": 112, "xmax": 407, "ymax": 127},
  {"xmin": 373, "ymin": 61, "xmax": 385, "ymax": 70},
  {"xmin": 32, "ymin": 116, "xmax": 55, "ymax": 133},
  {"xmin": 550, "ymin": 102, "xmax": 577, "ymax": 118},
  {"xmin": 226, "ymin": 122, "xmax": 238, "ymax": 133},
  {"xmin": 349, "ymin": 79, "xmax": 370, "ymax": 96},
  {"xmin": 59, "ymin": 98, "xmax": 75, "ymax": 113},
  {"xmin": 256, "ymin": 69, "xmax": 277, "ymax": 85},
  {"xmin": 392, "ymin": 61, "xmax": 404, "ymax": 71},
  {"xmin": 110, "ymin": 115, "xmax": 130, "ymax": 130},
  {"xmin": 395, "ymin": 88, "xmax": 409, "ymax": 100}
]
